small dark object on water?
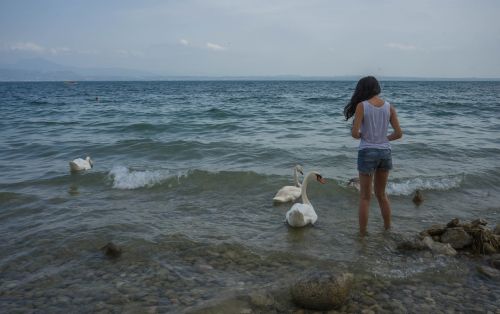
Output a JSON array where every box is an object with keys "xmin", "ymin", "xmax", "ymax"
[
  {"xmin": 101, "ymin": 242, "xmax": 122, "ymax": 258},
  {"xmin": 412, "ymin": 190, "xmax": 423, "ymax": 206}
]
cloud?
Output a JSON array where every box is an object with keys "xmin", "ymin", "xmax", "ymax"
[
  {"xmin": 10, "ymin": 42, "xmax": 45, "ymax": 53},
  {"xmin": 116, "ymin": 49, "xmax": 144, "ymax": 57},
  {"xmin": 206, "ymin": 42, "xmax": 226, "ymax": 51},
  {"xmin": 179, "ymin": 39, "xmax": 189, "ymax": 46},
  {"xmin": 8, "ymin": 42, "xmax": 72, "ymax": 55},
  {"xmin": 385, "ymin": 42, "xmax": 417, "ymax": 51}
]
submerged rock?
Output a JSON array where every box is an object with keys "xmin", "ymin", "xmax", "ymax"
[
  {"xmin": 396, "ymin": 235, "xmax": 427, "ymax": 251},
  {"xmin": 101, "ymin": 242, "xmax": 122, "ymax": 258},
  {"xmin": 440, "ymin": 227, "xmax": 472, "ymax": 249},
  {"xmin": 290, "ymin": 271, "xmax": 354, "ymax": 310}
]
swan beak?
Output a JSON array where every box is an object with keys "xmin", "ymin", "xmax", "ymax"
[{"xmin": 316, "ymin": 174, "xmax": 326, "ymax": 184}]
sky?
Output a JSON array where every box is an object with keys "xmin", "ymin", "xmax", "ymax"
[{"xmin": 1, "ymin": 0, "xmax": 500, "ymax": 78}]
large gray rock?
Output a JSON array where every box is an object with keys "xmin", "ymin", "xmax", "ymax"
[
  {"xmin": 290, "ymin": 271, "xmax": 354, "ymax": 310},
  {"xmin": 422, "ymin": 236, "xmax": 457, "ymax": 256},
  {"xmin": 440, "ymin": 227, "xmax": 472, "ymax": 249}
]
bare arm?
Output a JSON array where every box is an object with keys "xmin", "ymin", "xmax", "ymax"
[
  {"xmin": 387, "ymin": 105, "xmax": 403, "ymax": 141},
  {"xmin": 351, "ymin": 102, "xmax": 363, "ymax": 139}
]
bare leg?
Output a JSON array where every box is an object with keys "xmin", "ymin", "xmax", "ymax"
[
  {"xmin": 374, "ymin": 169, "xmax": 391, "ymax": 230},
  {"xmin": 358, "ymin": 173, "xmax": 372, "ymax": 236}
]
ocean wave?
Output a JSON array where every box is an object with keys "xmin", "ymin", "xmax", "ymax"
[
  {"xmin": 387, "ymin": 175, "xmax": 463, "ymax": 196},
  {"xmin": 108, "ymin": 165, "xmax": 174, "ymax": 190},
  {"xmin": 107, "ymin": 167, "xmax": 277, "ymax": 191}
]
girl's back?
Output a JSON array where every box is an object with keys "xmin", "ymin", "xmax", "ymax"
[{"xmin": 359, "ymin": 100, "xmax": 391, "ymax": 150}]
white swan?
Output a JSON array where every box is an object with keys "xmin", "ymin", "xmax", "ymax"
[
  {"xmin": 285, "ymin": 171, "xmax": 326, "ymax": 227},
  {"xmin": 69, "ymin": 156, "xmax": 93, "ymax": 172},
  {"xmin": 273, "ymin": 165, "xmax": 304, "ymax": 203}
]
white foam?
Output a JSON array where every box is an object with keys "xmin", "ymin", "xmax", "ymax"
[
  {"xmin": 387, "ymin": 175, "xmax": 463, "ymax": 196},
  {"xmin": 109, "ymin": 165, "xmax": 171, "ymax": 189}
]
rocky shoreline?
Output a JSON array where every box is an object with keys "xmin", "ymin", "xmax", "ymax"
[
  {"xmin": 397, "ymin": 218, "xmax": 500, "ymax": 258},
  {"xmin": 2, "ymin": 219, "xmax": 499, "ymax": 313},
  {"xmin": 188, "ymin": 218, "xmax": 500, "ymax": 313}
]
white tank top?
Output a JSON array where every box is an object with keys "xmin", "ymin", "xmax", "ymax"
[{"xmin": 359, "ymin": 100, "xmax": 391, "ymax": 150}]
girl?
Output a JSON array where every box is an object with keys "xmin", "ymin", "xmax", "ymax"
[{"xmin": 344, "ymin": 76, "xmax": 403, "ymax": 236}]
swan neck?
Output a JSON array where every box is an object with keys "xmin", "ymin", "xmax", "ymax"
[
  {"xmin": 301, "ymin": 172, "xmax": 314, "ymax": 205},
  {"xmin": 293, "ymin": 168, "xmax": 300, "ymax": 187}
]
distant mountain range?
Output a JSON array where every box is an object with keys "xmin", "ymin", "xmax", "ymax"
[
  {"xmin": 0, "ymin": 58, "xmax": 498, "ymax": 81},
  {"xmin": 0, "ymin": 58, "xmax": 166, "ymax": 81}
]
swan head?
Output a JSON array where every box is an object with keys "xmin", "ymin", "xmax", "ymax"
[
  {"xmin": 314, "ymin": 172, "xmax": 326, "ymax": 184},
  {"xmin": 294, "ymin": 165, "xmax": 304, "ymax": 175}
]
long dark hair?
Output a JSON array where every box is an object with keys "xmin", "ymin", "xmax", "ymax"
[{"xmin": 343, "ymin": 76, "xmax": 381, "ymax": 120}]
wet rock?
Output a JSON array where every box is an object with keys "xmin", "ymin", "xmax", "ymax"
[
  {"xmin": 422, "ymin": 236, "xmax": 457, "ymax": 256},
  {"xmin": 477, "ymin": 265, "xmax": 500, "ymax": 279},
  {"xmin": 447, "ymin": 218, "xmax": 460, "ymax": 228},
  {"xmin": 412, "ymin": 190, "xmax": 423, "ymax": 206},
  {"xmin": 290, "ymin": 271, "xmax": 353, "ymax": 311},
  {"xmin": 440, "ymin": 227, "xmax": 472, "ymax": 249},
  {"xmin": 483, "ymin": 243, "xmax": 497, "ymax": 255},
  {"xmin": 101, "ymin": 242, "xmax": 122, "ymax": 258},
  {"xmin": 471, "ymin": 218, "xmax": 488, "ymax": 227}
]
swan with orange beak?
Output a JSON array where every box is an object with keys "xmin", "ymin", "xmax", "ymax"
[{"xmin": 285, "ymin": 171, "xmax": 326, "ymax": 227}]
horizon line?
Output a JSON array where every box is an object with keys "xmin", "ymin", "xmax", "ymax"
[{"xmin": 1, "ymin": 75, "xmax": 500, "ymax": 82}]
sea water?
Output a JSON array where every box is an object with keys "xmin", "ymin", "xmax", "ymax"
[{"xmin": 1, "ymin": 81, "xmax": 499, "ymax": 312}]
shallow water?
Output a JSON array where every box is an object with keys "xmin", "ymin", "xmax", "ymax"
[{"xmin": 0, "ymin": 81, "xmax": 499, "ymax": 312}]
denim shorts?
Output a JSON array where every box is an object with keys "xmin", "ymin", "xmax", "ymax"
[{"xmin": 357, "ymin": 148, "xmax": 393, "ymax": 175}]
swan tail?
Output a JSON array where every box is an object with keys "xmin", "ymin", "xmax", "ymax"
[
  {"xmin": 286, "ymin": 210, "xmax": 305, "ymax": 227},
  {"xmin": 69, "ymin": 161, "xmax": 80, "ymax": 172}
]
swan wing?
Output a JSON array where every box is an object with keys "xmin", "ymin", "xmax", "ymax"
[
  {"xmin": 273, "ymin": 185, "xmax": 301, "ymax": 203},
  {"xmin": 69, "ymin": 158, "xmax": 91, "ymax": 171}
]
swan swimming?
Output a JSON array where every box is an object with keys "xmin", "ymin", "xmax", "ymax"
[
  {"xmin": 285, "ymin": 171, "xmax": 326, "ymax": 227},
  {"xmin": 69, "ymin": 156, "xmax": 93, "ymax": 172},
  {"xmin": 273, "ymin": 165, "xmax": 304, "ymax": 203}
]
